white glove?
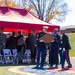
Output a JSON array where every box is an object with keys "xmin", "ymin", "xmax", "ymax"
[
  {"xmin": 39, "ymin": 40, "xmax": 44, "ymax": 42},
  {"xmin": 59, "ymin": 47, "xmax": 62, "ymax": 50},
  {"xmin": 63, "ymin": 48, "xmax": 65, "ymax": 51}
]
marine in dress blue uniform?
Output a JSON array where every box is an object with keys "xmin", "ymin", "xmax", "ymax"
[{"xmin": 33, "ymin": 26, "xmax": 48, "ymax": 69}]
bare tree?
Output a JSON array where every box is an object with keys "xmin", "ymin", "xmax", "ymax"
[{"xmin": 20, "ymin": 0, "xmax": 69, "ymax": 23}]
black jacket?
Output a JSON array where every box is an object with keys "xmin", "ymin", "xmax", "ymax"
[
  {"xmin": 62, "ymin": 34, "xmax": 71, "ymax": 50},
  {"xmin": 37, "ymin": 31, "xmax": 46, "ymax": 48},
  {"xmin": 29, "ymin": 34, "xmax": 37, "ymax": 46}
]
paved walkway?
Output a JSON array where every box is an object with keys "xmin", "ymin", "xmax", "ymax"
[{"xmin": 8, "ymin": 57, "xmax": 75, "ymax": 75}]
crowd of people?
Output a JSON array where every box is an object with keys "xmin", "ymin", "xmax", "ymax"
[{"xmin": 0, "ymin": 27, "xmax": 72, "ymax": 70}]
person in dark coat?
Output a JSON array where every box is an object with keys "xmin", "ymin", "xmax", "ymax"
[
  {"xmin": 7, "ymin": 32, "xmax": 16, "ymax": 50},
  {"xmin": 61, "ymin": 32, "xmax": 72, "ymax": 70},
  {"xmin": 0, "ymin": 28, "xmax": 6, "ymax": 55},
  {"xmin": 16, "ymin": 31, "xmax": 23, "ymax": 51},
  {"xmin": 25, "ymin": 33, "xmax": 31, "ymax": 50},
  {"xmin": 5, "ymin": 33, "xmax": 11, "ymax": 49},
  {"xmin": 17, "ymin": 35, "xmax": 25, "ymax": 53},
  {"xmin": 29, "ymin": 29, "xmax": 37, "ymax": 63},
  {"xmin": 49, "ymin": 28, "xmax": 60, "ymax": 68}
]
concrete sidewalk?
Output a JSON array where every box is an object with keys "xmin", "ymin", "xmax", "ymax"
[{"xmin": 8, "ymin": 57, "xmax": 75, "ymax": 75}]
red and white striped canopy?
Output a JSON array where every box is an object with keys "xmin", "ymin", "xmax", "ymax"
[{"xmin": 0, "ymin": 6, "xmax": 59, "ymax": 33}]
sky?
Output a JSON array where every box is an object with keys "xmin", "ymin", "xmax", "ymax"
[{"xmin": 51, "ymin": 0, "xmax": 75, "ymax": 27}]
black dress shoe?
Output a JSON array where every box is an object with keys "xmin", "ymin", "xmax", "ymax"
[
  {"xmin": 61, "ymin": 67, "xmax": 69, "ymax": 71},
  {"xmin": 68, "ymin": 64, "xmax": 72, "ymax": 68}
]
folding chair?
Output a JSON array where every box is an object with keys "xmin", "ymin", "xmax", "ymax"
[
  {"xmin": 3, "ymin": 49, "xmax": 14, "ymax": 64},
  {"xmin": 0, "ymin": 54, "xmax": 4, "ymax": 64},
  {"xmin": 24, "ymin": 49, "xmax": 31, "ymax": 63},
  {"xmin": 12, "ymin": 49, "xmax": 19, "ymax": 64}
]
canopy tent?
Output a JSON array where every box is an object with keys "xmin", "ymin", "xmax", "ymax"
[{"xmin": 0, "ymin": 6, "xmax": 60, "ymax": 33}]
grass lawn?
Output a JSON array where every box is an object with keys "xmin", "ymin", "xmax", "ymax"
[
  {"xmin": 67, "ymin": 33, "xmax": 75, "ymax": 57},
  {"xmin": 0, "ymin": 65, "xmax": 22, "ymax": 75}
]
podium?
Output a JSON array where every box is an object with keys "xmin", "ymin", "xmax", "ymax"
[{"xmin": 39, "ymin": 34, "xmax": 55, "ymax": 44}]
